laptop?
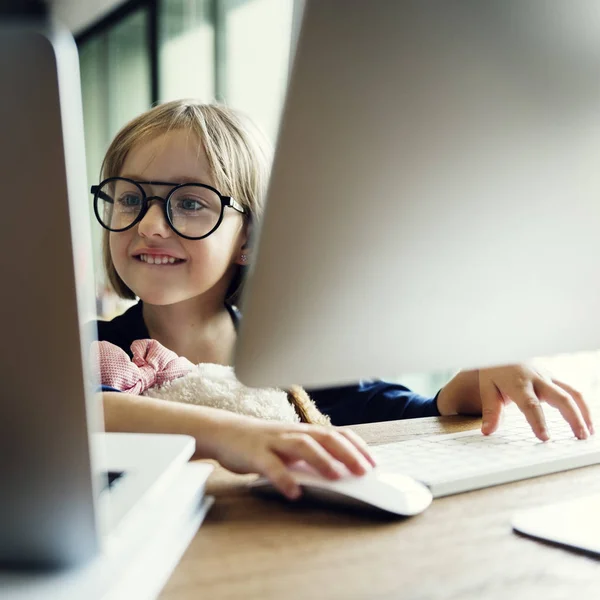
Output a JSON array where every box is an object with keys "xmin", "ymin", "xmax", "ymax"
[{"xmin": 0, "ymin": 15, "xmax": 213, "ymax": 598}]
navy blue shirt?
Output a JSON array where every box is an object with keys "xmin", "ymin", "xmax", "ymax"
[{"xmin": 93, "ymin": 302, "xmax": 441, "ymax": 425}]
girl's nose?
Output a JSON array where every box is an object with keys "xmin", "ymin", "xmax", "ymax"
[{"xmin": 137, "ymin": 202, "xmax": 171, "ymax": 238}]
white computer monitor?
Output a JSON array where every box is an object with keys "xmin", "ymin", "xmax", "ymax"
[
  {"xmin": 0, "ymin": 17, "xmax": 199, "ymax": 582},
  {"xmin": 235, "ymin": 0, "xmax": 600, "ymax": 389},
  {"xmin": 0, "ymin": 14, "xmax": 102, "ymax": 565}
]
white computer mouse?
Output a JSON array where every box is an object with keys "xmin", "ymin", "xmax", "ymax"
[{"xmin": 249, "ymin": 464, "xmax": 432, "ymax": 516}]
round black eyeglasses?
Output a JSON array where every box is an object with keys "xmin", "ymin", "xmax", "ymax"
[{"xmin": 91, "ymin": 177, "xmax": 246, "ymax": 240}]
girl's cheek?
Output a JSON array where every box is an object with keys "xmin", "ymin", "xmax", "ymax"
[{"xmin": 109, "ymin": 233, "xmax": 127, "ymax": 260}]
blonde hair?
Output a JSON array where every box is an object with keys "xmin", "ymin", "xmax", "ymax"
[{"xmin": 99, "ymin": 100, "xmax": 272, "ymax": 305}]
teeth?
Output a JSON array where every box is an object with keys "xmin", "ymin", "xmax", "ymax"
[{"xmin": 139, "ymin": 254, "xmax": 180, "ymax": 265}]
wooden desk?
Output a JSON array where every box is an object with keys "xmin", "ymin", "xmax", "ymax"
[{"xmin": 160, "ymin": 416, "xmax": 600, "ymax": 600}]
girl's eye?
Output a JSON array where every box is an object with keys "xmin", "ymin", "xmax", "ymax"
[
  {"xmin": 118, "ymin": 194, "xmax": 142, "ymax": 207},
  {"xmin": 176, "ymin": 198, "xmax": 204, "ymax": 211}
]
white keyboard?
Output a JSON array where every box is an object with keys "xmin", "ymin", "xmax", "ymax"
[{"xmin": 373, "ymin": 410, "xmax": 600, "ymax": 497}]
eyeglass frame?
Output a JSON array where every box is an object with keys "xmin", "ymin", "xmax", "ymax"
[{"xmin": 91, "ymin": 177, "xmax": 246, "ymax": 240}]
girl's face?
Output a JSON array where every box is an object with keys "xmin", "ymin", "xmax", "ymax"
[{"xmin": 109, "ymin": 129, "xmax": 247, "ymax": 306}]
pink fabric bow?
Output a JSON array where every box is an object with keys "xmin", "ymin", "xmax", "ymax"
[{"xmin": 92, "ymin": 339, "xmax": 194, "ymax": 395}]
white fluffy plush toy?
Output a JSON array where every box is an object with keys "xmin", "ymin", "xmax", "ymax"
[{"xmin": 92, "ymin": 339, "xmax": 330, "ymax": 425}]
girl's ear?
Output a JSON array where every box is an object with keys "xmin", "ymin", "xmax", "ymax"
[{"xmin": 234, "ymin": 220, "xmax": 253, "ymax": 266}]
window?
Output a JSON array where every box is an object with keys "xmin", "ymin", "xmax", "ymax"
[
  {"xmin": 221, "ymin": 0, "xmax": 294, "ymax": 140},
  {"xmin": 159, "ymin": 0, "xmax": 215, "ymax": 102},
  {"xmin": 79, "ymin": 6, "xmax": 152, "ymax": 316}
]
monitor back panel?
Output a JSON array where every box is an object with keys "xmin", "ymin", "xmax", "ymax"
[
  {"xmin": 0, "ymin": 21, "xmax": 101, "ymax": 566},
  {"xmin": 236, "ymin": 0, "xmax": 600, "ymax": 388}
]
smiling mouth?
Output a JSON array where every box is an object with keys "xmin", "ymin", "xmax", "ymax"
[{"xmin": 136, "ymin": 254, "xmax": 185, "ymax": 265}]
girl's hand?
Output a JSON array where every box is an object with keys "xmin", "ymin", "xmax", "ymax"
[
  {"xmin": 212, "ymin": 418, "xmax": 376, "ymax": 500},
  {"xmin": 436, "ymin": 364, "xmax": 594, "ymax": 441}
]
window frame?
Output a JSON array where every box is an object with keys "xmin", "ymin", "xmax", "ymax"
[{"xmin": 75, "ymin": 0, "xmax": 235, "ymax": 104}]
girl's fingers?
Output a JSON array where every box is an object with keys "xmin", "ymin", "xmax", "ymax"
[
  {"xmin": 507, "ymin": 381, "xmax": 549, "ymax": 441},
  {"xmin": 552, "ymin": 379, "xmax": 594, "ymax": 435},
  {"xmin": 257, "ymin": 452, "xmax": 301, "ymax": 500},
  {"xmin": 336, "ymin": 428, "xmax": 377, "ymax": 467},
  {"xmin": 308, "ymin": 429, "xmax": 372, "ymax": 475},
  {"xmin": 535, "ymin": 379, "xmax": 589, "ymax": 440},
  {"xmin": 273, "ymin": 433, "xmax": 349, "ymax": 479},
  {"xmin": 479, "ymin": 376, "xmax": 505, "ymax": 436}
]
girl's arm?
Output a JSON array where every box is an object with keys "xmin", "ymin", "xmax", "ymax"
[
  {"xmin": 101, "ymin": 391, "xmax": 375, "ymax": 499},
  {"xmin": 307, "ymin": 381, "xmax": 440, "ymax": 426}
]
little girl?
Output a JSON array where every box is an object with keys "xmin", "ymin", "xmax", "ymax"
[{"xmin": 93, "ymin": 100, "xmax": 593, "ymax": 499}]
